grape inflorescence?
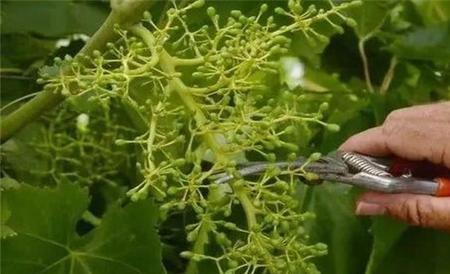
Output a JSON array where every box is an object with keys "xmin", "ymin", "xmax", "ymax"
[{"xmin": 40, "ymin": 1, "xmax": 360, "ymax": 273}]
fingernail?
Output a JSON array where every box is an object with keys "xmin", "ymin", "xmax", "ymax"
[{"xmin": 356, "ymin": 202, "xmax": 386, "ymax": 216}]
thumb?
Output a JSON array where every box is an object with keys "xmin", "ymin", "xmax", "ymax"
[{"xmin": 356, "ymin": 192, "xmax": 450, "ymax": 231}]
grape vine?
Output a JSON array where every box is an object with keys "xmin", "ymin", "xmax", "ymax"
[{"xmin": 37, "ymin": 0, "xmax": 361, "ymax": 273}]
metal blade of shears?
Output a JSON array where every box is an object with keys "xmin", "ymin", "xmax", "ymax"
[{"xmin": 210, "ymin": 153, "xmax": 348, "ymax": 184}]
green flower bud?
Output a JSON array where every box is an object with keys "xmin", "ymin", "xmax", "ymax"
[
  {"xmin": 275, "ymin": 7, "xmax": 286, "ymax": 15},
  {"xmin": 191, "ymin": 0, "xmax": 205, "ymax": 8},
  {"xmin": 76, "ymin": 113, "xmax": 89, "ymax": 133},
  {"xmin": 143, "ymin": 11, "xmax": 151, "ymax": 20},
  {"xmin": 283, "ymin": 143, "xmax": 298, "ymax": 152},
  {"xmin": 345, "ymin": 18, "xmax": 357, "ymax": 28},
  {"xmin": 224, "ymin": 222, "xmax": 238, "ymax": 230},
  {"xmin": 192, "ymin": 72, "xmax": 203, "ymax": 78},
  {"xmin": 284, "ymin": 125, "xmax": 296, "ymax": 134},
  {"xmin": 187, "ymin": 230, "xmax": 198, "ymax": 242},
  {"xmin": 304, "ymin": 172, "xmax": 319, "ymax": 181},
  {"xmin": 54, "ymin": 57, "xmax": 63, "ymax": 64},
  {"xmin": 130, "ymin": 193, "xmax": 140, "ymax": 202},
  {"xmin": 326, "ymin": 123, "xmax": 340, "ymax": 132},
  {"xmin": 264, "ymin": 214, "xmax": 274, "ymax": 223},
  {"xmin": 191, "ymin": 254, "xmax": 202, "ymax": 262},
  {"xmin": 253, "ymin": 200, "xmax": 261, "ymax": 208},
  {"xmin": 281, "ymin": 221, "xmax": 290, "ymax": 231},
  {"xmin": 272, "ymin": 35, "xmax": 289, "ymax": 45},
  {"xmin": 228, "ymin": 260, "xmax": 239, "ymax": 268},
  {"xmin": 176, "ymin": 135, "xmax": 186, "ymax": 143},
  {"xmin": 167, "ymin": 187, "xmax": 178, "ymax": 195},
  {"xmin": 174, "ymin": 158, "xmax": 186, "ymax": 167},
  {"xmin": 207, "ymin": 6, "xmax": 216, "ymax": 17},
  {"xmin": 231, "ymin": 10, "xmax": 242, "ymax": 18},
  {"xmin": 316, "ymin": 34, "xmax": 330, "ymax": 44},
  {"xmin": 265, "ymin": 153, "xmax": 276, "ymax": 162},
  {"xmin": 288, "ymin": 153, "xmax": 297, "ymax": 161},
  {"xmin": 347, "ymin": 0, "xmax": 363, "ymax": 7},
  {"xmin": 309, "ymin": 152, "xmax": 322, "ymax": 161},
  {"xmin": 319, "ymin": 102, "xmax": 329, "ymax": 112},
  {"xmin": 260, "ymin": 4, "xmax": 268, "ymax": 13},
  {"xmin": 180, "ymin": 251, "xmax": 194, "ymax": 259},
  {"xmin": 93, "ymin": 50, "xmax": 101, "ymax": 57},
  {"xmin": 273, "ymin": 181, "xmax": 287, "ymax": 191},
  {"xmin": 333, "ymin": 25, "xmax": 344, "ymax": 34}
]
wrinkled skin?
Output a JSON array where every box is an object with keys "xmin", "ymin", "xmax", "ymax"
[{"xmin": 340, "ymin": 102, "xmax": 450, "ymax": 230}]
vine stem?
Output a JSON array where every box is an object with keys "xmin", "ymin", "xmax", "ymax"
[
  {"xmin": 358, "ymin": 38, "xmax": 374, "ymax": 93},
  {"xmin": 185, "ymin": 216, "xmax": 211, "ymax": 274},
  {"xmin": 379, "ymin": 56, "xmax": 398, "ymax": 95},
  {"xmin": 0, "ymin": 0, "xmax": 155, "ymax": 143},
  {"xmin": 161, "ymin": 49, "xmax": 258, "ymax": 273}
]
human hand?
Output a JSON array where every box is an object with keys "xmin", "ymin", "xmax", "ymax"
[{"xmin": 340, "ymin": 102, "xmax": 450, "ymax": 230}]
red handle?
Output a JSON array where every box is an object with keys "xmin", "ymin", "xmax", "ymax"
[
  {"xmin": 389, "ymin": 158, "xmax": 450, "ymax": 197},
  {"xmin": 389, "ymin": 158, "xmax": 450, "ymax": 178},
  {"xmin": 436, "ymin": 178, "xmax": 450, "ymax": 197}
]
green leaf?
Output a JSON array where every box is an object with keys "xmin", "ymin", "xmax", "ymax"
[
  {"xmin": 303, "ymin": 184, "xmax": 372, "ymax": 274},
  {"xmin": 1, "ymin": 123, "xmax": 50, "ymax": 185},
  {"xmin": 367, "ymin": 227, "xmax": 450, "ymax": 274},
  {"xmin": 0, "ymin": 177, "xmax": 21, "ymax": 191},
  {"xmin": 390, "ymin": 23, "xmax": 450, "ymax": 62},
  {"xmin": 364, "ymin": 218, "xmax": 407, "ymax": 274},
  {"xmin": 411, "ymin": 0, "xmax": 450, "ymax": 26},
  {"xmin": 302, "ymin": 67, "xmax": 350, "ymax": 93},
  {"xmin": 0, "ymin": 34, "xmax": 55, "ymax": 107},
  {"xmin": 1, "ymin": 0, "xmax": 109, "ymax": 37},
  {"xmin": 346, "ymin": 0, "xmax": 394, "ymax": 39},
  {"xmin": 0, "ymin": 178, "xmax": 19, "ymax": 239},
  {"xmin": 1, "ymin": 183, "xmax": 165, "ymax": 274},
  {"xmin": 0, "ymin": 34, "xmax": 56, "ymax": 70}
]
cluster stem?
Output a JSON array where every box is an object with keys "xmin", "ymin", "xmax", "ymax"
[{"xmin": 134, "ymin": 25, "xmax": 259, "ymax": 272}]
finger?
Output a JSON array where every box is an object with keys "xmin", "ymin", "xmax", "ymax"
[
  {"xmin": 390, "ymin": 102, "xmax": 450, "ymax": 123},
  {"xmin": 356, "ymin": 192, "xmax": 450, "ymax": 230},
  {"xmin": 381, "ymin": 119, "xmax": 450, "ymax": 166},
  {"xmin": 339, "ymin": 127, "xmax": 391, "ymax": 156},
  {"xmin": 340, "ymin": 123, "xmax": 450, "ymax": 167}
]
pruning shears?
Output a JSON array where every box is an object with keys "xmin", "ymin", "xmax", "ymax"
[{"xmin": 211, "ymin": 151, "xmax": 450, "ymax": 196}]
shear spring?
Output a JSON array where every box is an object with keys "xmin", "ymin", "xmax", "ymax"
[{"xmin": 341, "ymin": 152, "xmax": 392, "ymax": 177}]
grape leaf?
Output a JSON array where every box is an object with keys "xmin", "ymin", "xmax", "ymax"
[
  {"xmin": 0, "ymin": 178, "xmax": 20, "ymax": 239},
  {"xmin": 1, "ymin": 183, "xmax": 165, "ymax": 274},
  {"xmin": 0, "ymin": 34, "xmax": 56, "ymax": 70},
  {"xmin": 302, "ymin": 183, "xmax": 372, "ymax": 274},
  {"xmin": 364, "ymin": 218, "xmax": 407, "ymax": 274},
  {"xmin": 346, "ymin": 0, "xmax": 394, "ymax": 39},
  {"xmin": 367, "ymin": 227, "xmax": 450, "ymax": 274},
  {"xmin": 411, "ymin": 0, "xmax": 450, "ymax": 26},
  {"xmin": 389, "ymin": 23, "xmax": 450, "ymax": 62},
  {"xmin": 1, "ymin": 0, "xmax": 108, "ymax": 37},
  {"xmin": 1, "ymin": 123, "xmax": 51, "ymax": 185}
]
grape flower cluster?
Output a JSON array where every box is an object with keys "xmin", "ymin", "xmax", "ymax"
[{"xmin": 40, "ymin": 0, "xmax": 360, "ymax": 273}]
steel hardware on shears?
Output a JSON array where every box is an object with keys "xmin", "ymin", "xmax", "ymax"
[{"xmin": 210, "ymin": 151, "xmax": 450, "ymax": 196}]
